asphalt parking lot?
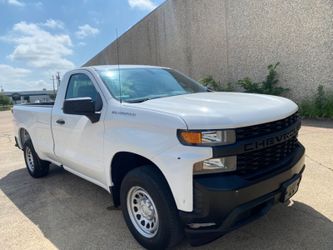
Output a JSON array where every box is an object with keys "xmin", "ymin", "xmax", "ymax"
[{"xmin": 0, "ymin": 110, "xmax": 332, "ymax": 250}]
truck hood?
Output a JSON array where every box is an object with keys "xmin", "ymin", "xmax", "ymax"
[{"xmin": 129, "ymin": 92, "xmax": 298, "ymax": 129}]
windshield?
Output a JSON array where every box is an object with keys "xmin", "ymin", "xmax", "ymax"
[{"xmin": 97, "ymin": 68, "xmax": 207, "ymax": 103}]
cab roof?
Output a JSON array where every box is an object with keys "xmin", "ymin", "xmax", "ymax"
[{"xmin": 86, "ymin": 65, "xmax": 169, "ymax": 71}]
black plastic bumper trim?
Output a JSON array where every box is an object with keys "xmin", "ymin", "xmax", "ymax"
[{"xmin": 179, "ymin": 148, "xmax": 305, "ymax": 246}]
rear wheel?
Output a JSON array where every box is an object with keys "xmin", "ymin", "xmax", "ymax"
[
  {"xmin": 120, "ymin": 166, "xmax": 184, "ymax": 249},
  {"xmin": 23, "ymin": 139, "xmax": 49, "ymax": 178}
]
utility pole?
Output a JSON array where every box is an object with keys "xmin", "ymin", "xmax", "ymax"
[
  {"xmin": 51, "ymin": 75, "xmax": 56, "ymax": 94},
  {"xmin": 56, "ymin": 72, "xmax": 61, "ymax": 88}
]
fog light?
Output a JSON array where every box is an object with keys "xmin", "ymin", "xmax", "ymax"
[{"xmin": 193, "ymin": 156, "xmax": 237, "ymax": 175}]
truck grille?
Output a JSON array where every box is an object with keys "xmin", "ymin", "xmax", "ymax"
[
  {"xmin": 236, "ymin": 113, "xmax": 300, "ymax": 178},
  {"xmin": 236, "ymin": 113, "xmax": 300, "ymax": 141}
]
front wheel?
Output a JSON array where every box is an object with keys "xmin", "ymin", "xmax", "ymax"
[
  {"xmin": 120, "ymin": 166, "xmax": 184, "ymax": 249},
  {"xmin": 23, "ymin": 139, "xmax": 50, "ymax": 178}
]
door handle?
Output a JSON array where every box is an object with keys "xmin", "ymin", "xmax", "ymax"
[{"xmin": 56, "ymin": 119, "xmax": 65, "ymax": 125}]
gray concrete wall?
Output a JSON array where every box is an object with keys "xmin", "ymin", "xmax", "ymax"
[{"xmin": 84, "ymin": 0, "xmax": 333, "ymax": 101}]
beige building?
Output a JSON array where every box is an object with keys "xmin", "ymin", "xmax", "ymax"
[
  {"xmin": 3, "ymin": 90, "xmax": 54, "ymax": 104},
  {"xmin": 84, "ymin": 0, "xmax": 333, "ymax": 101}
]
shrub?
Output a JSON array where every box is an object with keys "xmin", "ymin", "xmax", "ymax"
[
  {"xmin": 237, "ymin": 62, "xmax": 289, "ymax": 96},
  {"xmin": 0, "ymin": 105, "xmax": 12, "ymax": 111},
  {"xmin": 199, "ymin": 63, "xmax": 288, "ymax": 96},
  {"xmin": 299, "ymin": 85, "xmax": 333, "ymax": 118},
  {"xmin": 199, "ymin": 64, "xmax": 333, "ymax": 119},
  {"xmin": 199, "ymin": 76, "xmax": 234, "ymax": 91},
  {"xmin": 48, "ymin": 93, "xmax": 57, "ymax": 101}
]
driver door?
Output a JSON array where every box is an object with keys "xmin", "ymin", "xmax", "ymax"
[{"xmin": 52, "ymin": 71, "xmax": 106, "ymax": 185}]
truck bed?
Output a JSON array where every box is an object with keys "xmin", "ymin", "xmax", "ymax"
[
  {"xmin": 16, "ymin": 102, "xmax": 54, "ymax": 106},
  {"xmin": 13, "ymin": 103, "xmax": 54, "ymax": 161}
]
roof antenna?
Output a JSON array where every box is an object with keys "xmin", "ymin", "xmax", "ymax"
[{"xmin": 116, "ymin": 29, "xmax": 122, "ymax": 103}]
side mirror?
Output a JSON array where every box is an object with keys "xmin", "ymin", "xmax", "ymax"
[
  {"xmin": 95, "ymin": 92, "xmax": 103, "ymax": 111},
  {"xmin": 63, "ymin": 97, "xmax": 101, "ymax": 123}
]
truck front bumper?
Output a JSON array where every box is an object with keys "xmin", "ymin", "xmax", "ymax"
[{"xmin": 179, "ymin": 145, "xmax": 305, "ymax": 246}]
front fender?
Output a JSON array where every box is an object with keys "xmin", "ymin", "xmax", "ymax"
[{"xmin": 103, "ymin": 105, "xmax": 212, "ymax": 211}]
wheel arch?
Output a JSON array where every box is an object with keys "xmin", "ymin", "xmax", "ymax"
[
  {"xmin": 110, "ymin": 151, "xmax": 174, "ymax": 208},
  {"xmin": 18, "ymin": 127, "xmax": 31, "ymax": 148}
]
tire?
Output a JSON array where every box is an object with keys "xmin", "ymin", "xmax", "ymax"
[
  {"xmin": 120, "ymin": 166, "xmax": 184, "ymax": 249},
  {"xmin": 23, "ymin": 139, "xmax": 50, "ymax": 178}
]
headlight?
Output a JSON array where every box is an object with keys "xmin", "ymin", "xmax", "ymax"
[
  {"xmin": 193, "ymin": 156, "xmax": 237, "ymax": 175},
  {"xmin": 178, "ymin": 129, "xmax": 236, "ymax": 146}
]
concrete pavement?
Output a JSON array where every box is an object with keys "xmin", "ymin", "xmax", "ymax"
[{"xmin": 0, "ymin": 110, "xmax": 332, "ymax": 249}]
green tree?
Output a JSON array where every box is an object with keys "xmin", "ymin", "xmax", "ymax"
[{"xmin": 0, "ymin": 93, "xmax": 11, "ymax": 106}]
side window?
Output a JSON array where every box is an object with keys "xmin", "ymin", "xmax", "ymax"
[{"xmin": 65, "ymin": 73, "xmax": 98, "ymax": 102}]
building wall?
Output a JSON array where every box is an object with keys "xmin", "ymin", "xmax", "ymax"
[
  {"xmin": 3, "ymin": 91, "xmax": 53, "ymax": 104},
  {"xmin": 84, "ymin": 0, "xmax": 333, "ymax": 101}
]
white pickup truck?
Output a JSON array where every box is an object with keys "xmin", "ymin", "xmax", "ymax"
[{"xmin": 13, "ymin": 65, "xmax": 305, "ymax": 249}]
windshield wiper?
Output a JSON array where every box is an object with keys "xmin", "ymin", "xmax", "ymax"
[
  {"xmin": 125, "ymin": 93, "xmax": 187, "ymax": 103},
  {"xmin": 125, "ymin": 97, "xmax": 152, "ymax": 103},
  {"xmin": 125, "ymin": 94, "xmax": 170, "ymax": 103}
]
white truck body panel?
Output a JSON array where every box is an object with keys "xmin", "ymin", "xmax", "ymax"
[
  {"xmin": 51, "ymin": 69, "xmax": 107, "ymax": 186},
  {"xmin": 135, "ymin": 92, "xmax": 298, "ymax": 129},
  {"xmin": 13, "ymin": 105, "xmax": 54, "ymax": 161}
]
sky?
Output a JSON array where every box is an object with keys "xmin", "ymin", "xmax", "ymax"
[{"xmin": 0, "ymin": 0, "xmax": 164, "ymax": 91}]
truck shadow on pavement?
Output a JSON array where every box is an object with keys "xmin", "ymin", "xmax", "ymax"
[{"xmin": 1, "ymin": 165, "xmax": 333, "ymax": 250}]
